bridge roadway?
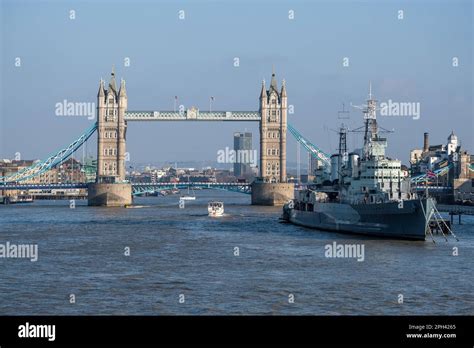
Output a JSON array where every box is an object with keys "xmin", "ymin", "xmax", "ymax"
[
  {"xmin": 0, "ymin": 182, "xmax": 252, "ymax": 194},
  {"xmin": 0, "ymin": 183, "xmax": 88, "ymax": 190}
]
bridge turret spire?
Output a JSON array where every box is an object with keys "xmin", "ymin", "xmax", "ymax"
[
  {"xmin": 108, "ymin": 65, "xmax": 117, "ymax": 95},
  {"xmin": 281, "ymin": 79, "xmax": 287, "ymax": 98},
  {"xmin": 97, "ymin": 78, "xmax": 105, "ymax": 97},
  {"xmin": 259, "ymin": 79, "xmax": 266, "ymax": 100},
  {"xmin": 119, "ymin": 78, "xmax": 127, "ymax": 98},
  {"xmin": 270, "ymin": 70, "xmax": 278, "ymax": 94}
]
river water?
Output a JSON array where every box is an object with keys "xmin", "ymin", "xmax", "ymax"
[{"xmin": 0, "ymin": 190, "xmax": 473, "ymax": 315}]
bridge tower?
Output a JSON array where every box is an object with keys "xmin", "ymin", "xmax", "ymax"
[
  {"xmin": 88, "ymin": 68, "xmax": 132, "ymax": 206},
  {"xmin": 252, "ymin": 71, "xmax": 294, "ymax": 205},
  {"xmin": 259, "ymin": 72, "xmax": 288, "ymax": 183}
]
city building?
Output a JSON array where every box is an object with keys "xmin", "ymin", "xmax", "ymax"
[
  {"xmin": 233, "ymin": 132, "xmax": 253, "ymax": 179},
  {"xmin": 410, "ymin": 131, "xmax": 473, "ymax": 203},
  {"xmin": 150, "ymin": 169, "xmax": 166, "ymax": 183},
  {"xmin": 0, "ymin": 158, "xmax": 87, "ymax": 185},
  {"xmin": 0, "ymin": 158, "xmax": 87, "ymax": 199},
  {"xmin": 83, "ymin": 157, "xmax": 97, "ymax": 183},
  {"xmin": 0, "ymin": 159, "xmax": 36, "ymax": 178}
]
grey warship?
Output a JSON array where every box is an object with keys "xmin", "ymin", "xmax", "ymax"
[{"xmin": 282, "ymin": 86, "xmax": 435, "ymax": 240}]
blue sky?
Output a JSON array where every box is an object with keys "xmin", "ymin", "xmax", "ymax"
[{"xmin": 1, "ymin": 0, "xmax": 472, "ymax": 165}]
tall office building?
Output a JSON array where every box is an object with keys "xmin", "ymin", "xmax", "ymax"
[
  {"xmin": 233, "ymin": 132, "xmax": 253, "ymax": 178},
  {"xmin": 308, "ymin": 153, "xmax": 323, "ymax": 176}
]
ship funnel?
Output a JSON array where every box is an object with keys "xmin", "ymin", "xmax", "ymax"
[{"xmin": 423, "ymin": 132, "xmax": 429, "ymax": 153}]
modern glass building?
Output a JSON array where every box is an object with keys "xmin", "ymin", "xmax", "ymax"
[{"xmin": 233, "ymin": 132, "xmax": 253, "ymax": 178}]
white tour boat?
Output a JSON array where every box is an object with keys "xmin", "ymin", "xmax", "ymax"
[{"xmin": 208, "ymin": 201, "xmax": 224, "ymax": 217}]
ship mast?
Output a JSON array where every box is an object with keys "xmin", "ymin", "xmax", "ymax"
[
  {"xmin": 363, "ymin": 82, "xmax": 378, "ymax": 159},
  {"xmin": 351, "ymin": 82, "xmax": 382, "ymax": 160},
  {"xmin": 337, "ymin": 123, "xmax": 348, "ymax": 183}
]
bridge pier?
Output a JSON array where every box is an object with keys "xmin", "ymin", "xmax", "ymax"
[
  {"xmin": 251, "ymin": 182, "xmax": 294, "ymax": 206},
  {"xmin": 88, "ymin": 183, "xmax": 132, "ymax": 207}
]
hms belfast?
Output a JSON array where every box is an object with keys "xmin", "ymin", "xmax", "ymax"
[{"xmin": 282, "ymin": 85, "xmax": 436, "ymax": 240}]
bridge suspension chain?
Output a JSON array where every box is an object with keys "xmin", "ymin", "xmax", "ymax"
[
  {"xmin": 1, "ymin": 122, "xmax": 97, "ymax": 184},
  {"xmin": 287, "ymin": 124, "xmax": 331, "ymax": 168}
]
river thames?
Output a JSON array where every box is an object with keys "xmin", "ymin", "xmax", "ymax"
[{"xmin": 0, "ymin": 190, "xmax": 473, "ymax": 315}]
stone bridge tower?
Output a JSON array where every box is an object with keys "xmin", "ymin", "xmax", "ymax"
[
  {"xmin": 96, "ymin": 68, "xmax": 127, "ymax": 183},
  {"xmin": 88, "ymin": 68, "xmax": 132, "ymax": 206},
  {"xmin": 251, "ymin": 71, "xmax": 294, "ymax": 205},
  {"xmin": 259, "ymin": 71, "xmax": 287, "ymax": 183}
]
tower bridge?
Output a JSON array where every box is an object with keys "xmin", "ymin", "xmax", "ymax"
[
  {"xmin": 92, "ymin": 68, "xmax": 293, "ymax": 206},
  {"xmin": 2, "ymin": 68, "xmax": 347, "ymax": 207}
]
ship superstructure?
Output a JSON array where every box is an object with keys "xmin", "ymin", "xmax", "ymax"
[{"xmin": 283, "ymin": 85, "xmax": 435, "ymax": 240}]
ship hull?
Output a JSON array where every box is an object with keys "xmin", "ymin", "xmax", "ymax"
[{"xmin": 284, "ymin": 199, "xmax": 434, "ymax": 240}]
